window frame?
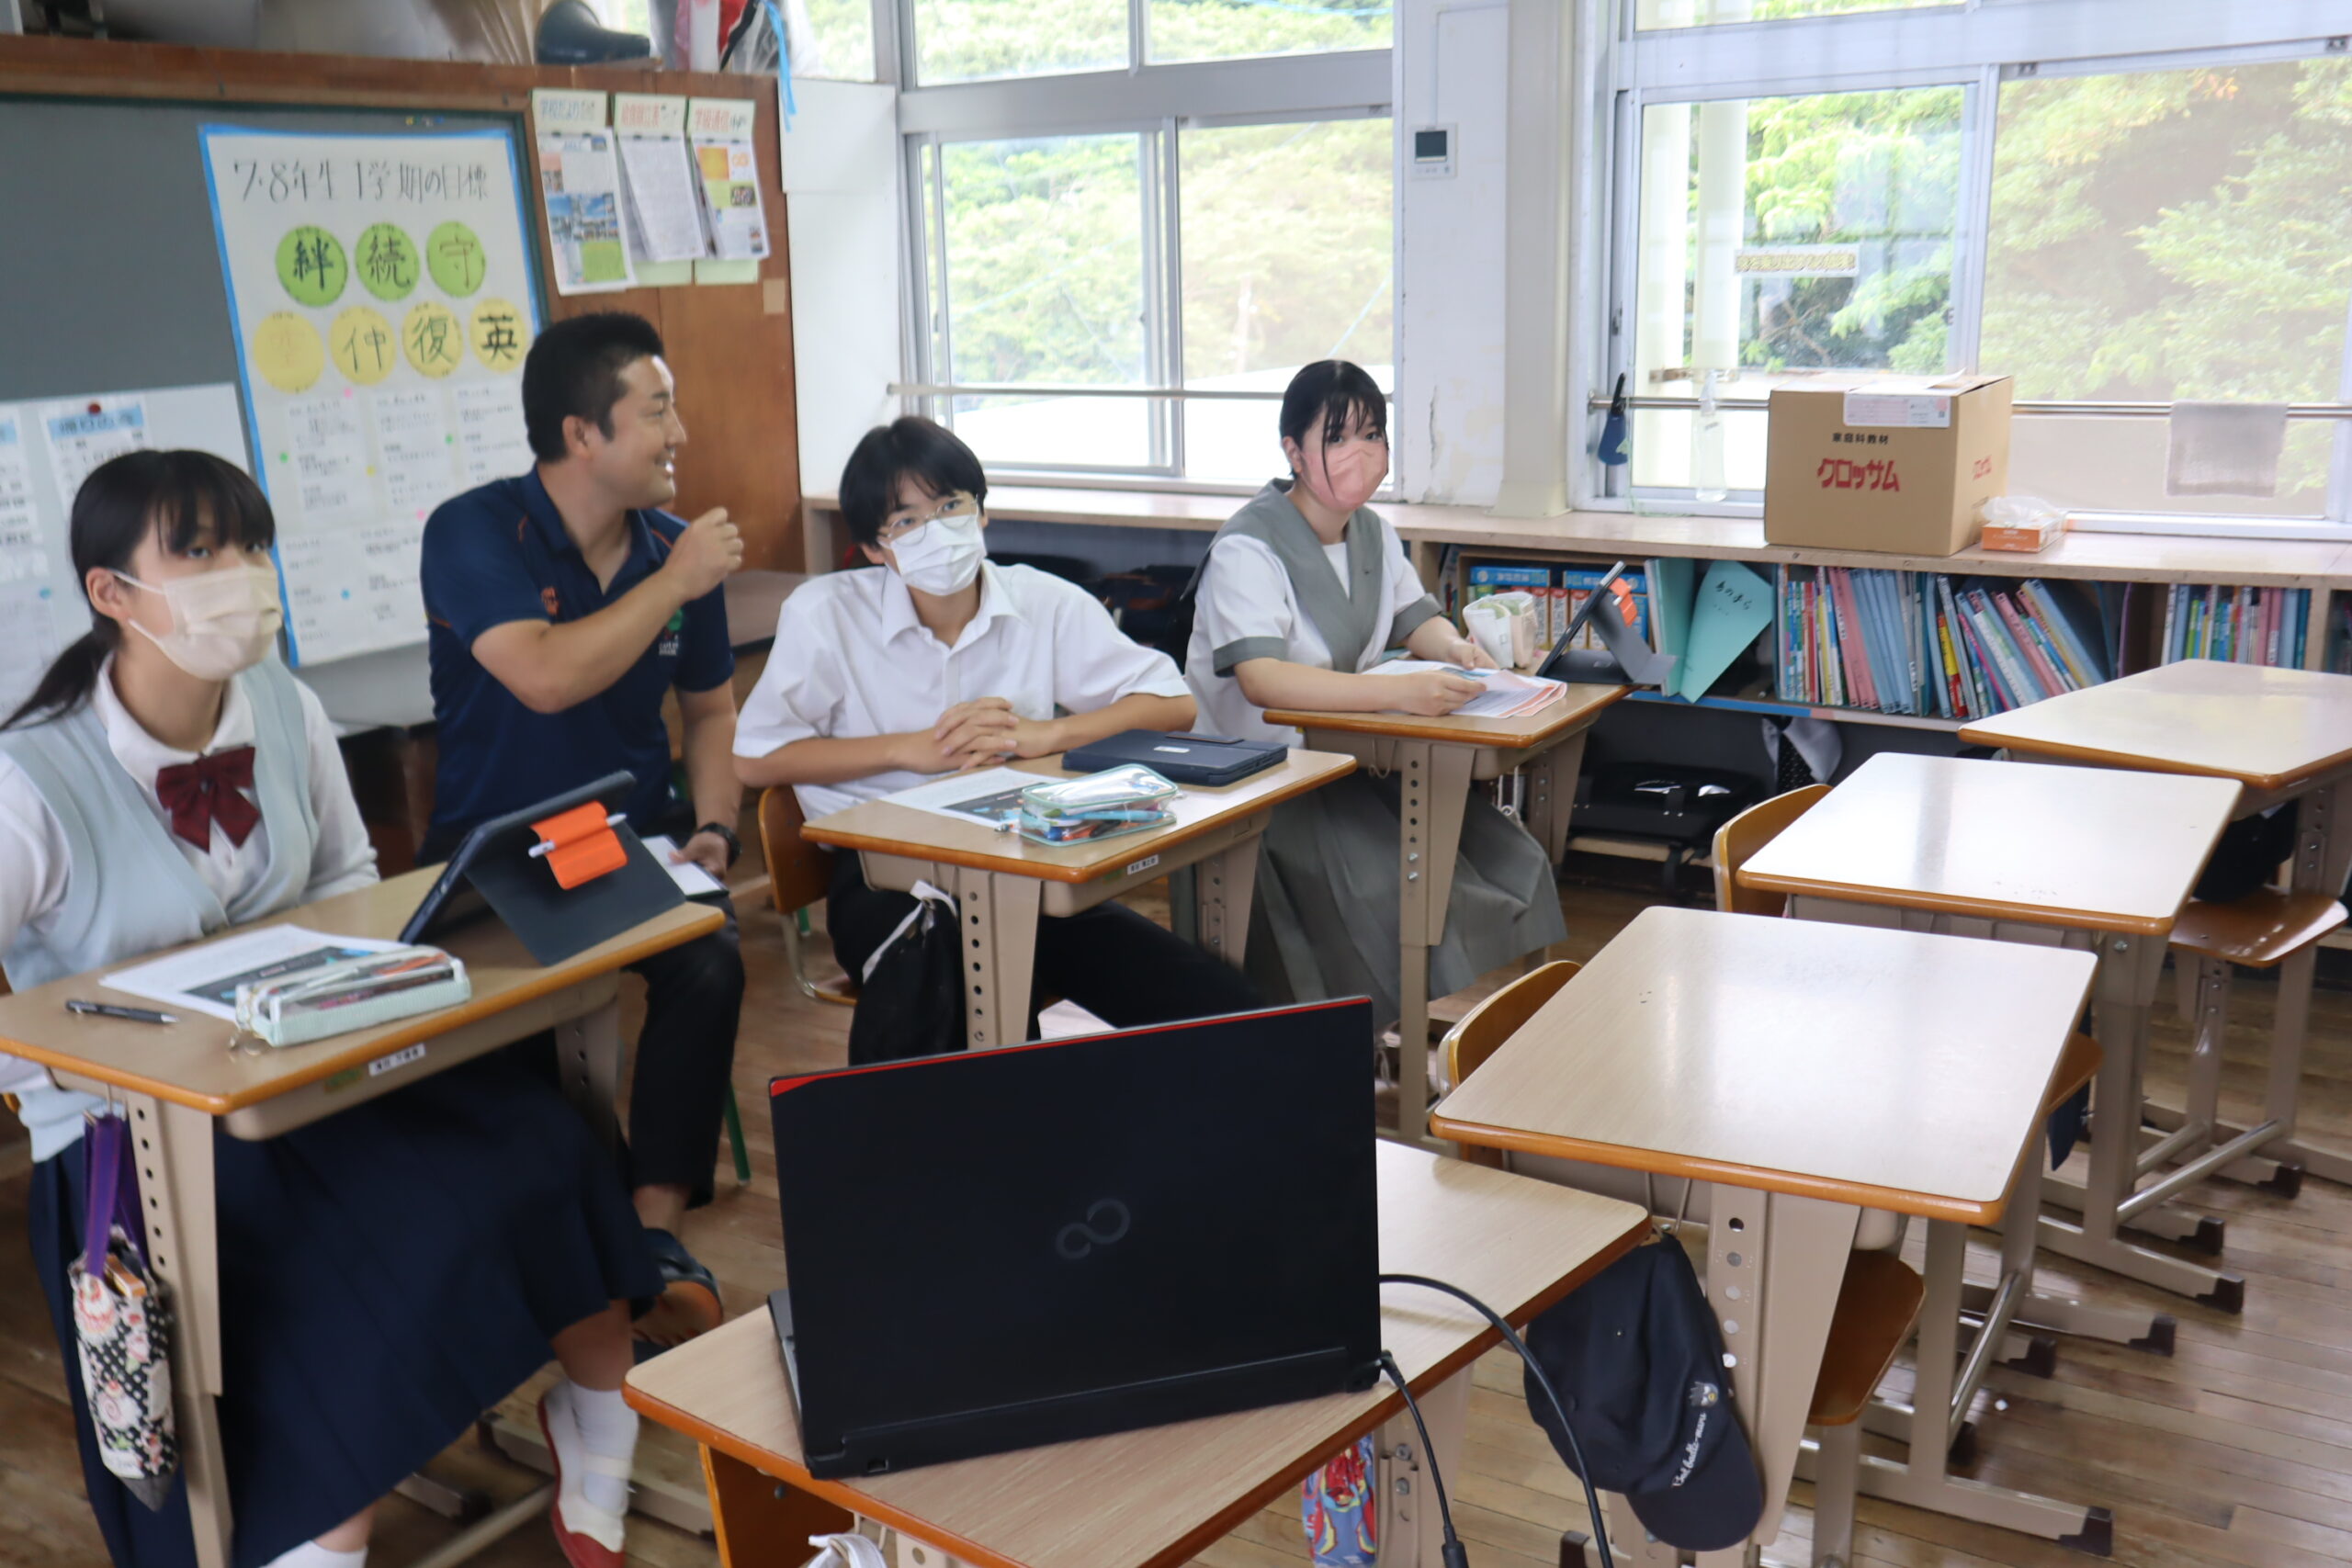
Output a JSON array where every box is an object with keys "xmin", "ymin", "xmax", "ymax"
[
  {"xmin": 1592, "ymin": 0, "xmax": 2352, "ymax": 538},
  {"xmin": 893, "ymin": 3, "xmax": 1395, "ymax": 489}
]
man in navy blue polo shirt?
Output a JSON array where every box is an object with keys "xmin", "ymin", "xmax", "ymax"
[{"xmin": 420, "ymin": 311, "xmax": 743, "ymax": 1346}]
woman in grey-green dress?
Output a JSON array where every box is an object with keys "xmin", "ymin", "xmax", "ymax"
[{"xmin": 1183, "ymin": 360, "xmax": 1566, "ymax": 1023}]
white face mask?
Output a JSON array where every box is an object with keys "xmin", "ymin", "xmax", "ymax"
[
  {"xmin": 888, "ymin": 511, "xmax": 987, "ymax": 597},
  {"xmin": 114, "ymin": 562, "xmax": 285, "ymax": 681}
]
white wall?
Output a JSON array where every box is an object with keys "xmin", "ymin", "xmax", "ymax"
[
  {"xmin": 1394, "ymin": 0, "xmax": 1511, "ymax": 506},
  {"xmin": 781, "ymin": 79, "xmax": 903, "ymax": 502}
]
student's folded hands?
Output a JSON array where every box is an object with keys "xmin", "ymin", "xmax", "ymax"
[{"xmin": 932, "ymin": 696, "xmax": 1060, "ymax": 769}]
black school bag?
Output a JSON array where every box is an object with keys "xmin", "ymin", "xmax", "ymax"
[{"xmin": 845, "ymin": 882, "xmax": 967, "ymax": 1066}]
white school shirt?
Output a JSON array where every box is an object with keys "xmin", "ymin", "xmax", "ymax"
[
  {"xmin": 0, "ymin": 661, "xmax": 380, "ymax": 1107},
  {"xmin": 734, "ymin": 562, "xmax": 1193, "ymax": 820},
  {"xmin": 1186, "ymin": 512, "xmax": 1431, "ymax": 748}
]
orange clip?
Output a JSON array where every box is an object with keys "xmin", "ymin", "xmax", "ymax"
[
  {"xmin": 532, "ymin": 802, "xmax": 628, "ymax": 890},
  {"xmin": 1607, "ymin": 579, "xmax": 1638, "ymax": 623}
]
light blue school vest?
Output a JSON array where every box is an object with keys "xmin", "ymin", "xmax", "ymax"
[{"xmin": 0, "ymin": 660, "xmax": 319, "ymax": 1162}]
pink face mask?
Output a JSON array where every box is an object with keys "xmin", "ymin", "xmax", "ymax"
[{"xmin": 1295, "ymin": 434, "xmax": 1388, "ymax": 513}]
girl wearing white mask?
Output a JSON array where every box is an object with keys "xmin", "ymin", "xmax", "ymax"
[
  {"xmin": 0, "ymin": 452, "xmax": 656, "ymax": 1568},
  {"xmin": 1186, "ymin": 360, "xmax": 1566, "ymax": 1027},
  {"xmin": 735, "ymin": 417, "xmax": 1263, "ymax": 1052}
]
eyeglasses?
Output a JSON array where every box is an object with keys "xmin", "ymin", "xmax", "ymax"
[{"xmin": 877, "ymin": 491, "xmax": 978, "ymax": 546}]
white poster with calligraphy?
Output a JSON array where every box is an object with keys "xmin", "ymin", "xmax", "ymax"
[{"xmin": 200, "ymin": 126, "xmax": 542, "ymax": 666}]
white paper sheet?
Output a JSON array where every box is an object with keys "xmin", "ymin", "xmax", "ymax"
[
  {"xmin": 1365, "ymin": 660, "xmax": 1567, "ymax": 719},
  {"xmin": 40, "ymin": 398, "xmax": 150, "ymax": 508},
  {"xmin": 0, "ymin": 414, "xmax": 41, "ymax": 580},
  {"xmin": 617, "ymin": 133, "xmax": 710, "ymax": 264},
  {"xmin": 878, "ymin": 766, "xmax": 1040, "ymax": 828},
  {"xmin": 640, "ymin": 834, "xmax": 727, "ymax": 897},
  {"xmin": 104, "ymin": 926, "xmax": 406, "ymax": 1022}
]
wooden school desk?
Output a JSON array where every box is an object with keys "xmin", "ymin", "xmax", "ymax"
[
  {"xmin": 1962, "ymin": 660, "xmax": 2352, "ymax": 1190},
  {"xmin": 1736, "ymin": 751, "xmax": 2242, "ymax": 1312},
  {"xmin": 799, "ymin": 749, "xmax": 1354, "ymax": 1051},
  {"xmin": 1430, "ymin": 906, "xmax": 2100, "ymax": 1564},
  {"xmin": 0, "ymin": 869, "xmax": 723, "ymax": 1568},
  {"xmin": 1261, "ymin": 682, "xmax": 1626, "ymax": 1149},
  {"xmin": 625, "ymin": 1141, "xmax": 1649, "ymax": 1568}
]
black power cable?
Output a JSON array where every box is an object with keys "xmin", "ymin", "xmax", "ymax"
[
  {"xmin": 1377, "ymin": 1350, "xmax": 1469, "ymax": 1568},
  {"xmin": 1381, "ymin": 1271, "xmax": 1617, "ymax": 1568}
]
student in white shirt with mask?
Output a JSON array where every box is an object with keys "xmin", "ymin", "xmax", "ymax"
[{"xmin": 734, "ymin": 417, "xmax": 1263, "ymax": 1046}]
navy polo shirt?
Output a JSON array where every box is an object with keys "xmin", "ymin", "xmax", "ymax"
[{"xmin": 419, "ymin": 469, "xmax": 733, "ymax": 842}]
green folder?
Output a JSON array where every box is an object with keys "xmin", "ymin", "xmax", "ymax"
[
  {"xmin": 1676, "ymin": 559, "xmax": 1775, "ymax": 701},
  {"xmin": 1649, "ymin": 557, "xmax": 1697, "ymax": 671}
]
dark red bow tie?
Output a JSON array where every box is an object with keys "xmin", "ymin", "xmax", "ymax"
[{"xmin": 154, "ymin": 746, "xmax": 260, "ymax": 852}]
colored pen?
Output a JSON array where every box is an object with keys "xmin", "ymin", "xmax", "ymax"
[{"xmin": 67, "ymin": 999, "xmax": 178, "ymax": 1026}]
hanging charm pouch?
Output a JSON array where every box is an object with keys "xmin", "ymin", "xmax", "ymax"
[
  {"xmin": 70, "ymin": 1111, "xmax": 179, "ymax": 1508},
  {"xmin": 1014, "ymin": 765, "xmax": 1181, "ymax": 847}
]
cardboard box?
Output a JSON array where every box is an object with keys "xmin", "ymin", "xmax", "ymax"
[{"xmin": 1763, "ymin": 374, "xmax": 2012, "ymax": 557}]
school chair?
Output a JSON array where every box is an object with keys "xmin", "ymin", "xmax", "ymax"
[
  {"xmin": 2143, "ymin": 887, "xmax": 2344, "ymax": 1211},
  {"xmin": 758, "ymin": 785, "xmax": 859, "ymax": 1007}
]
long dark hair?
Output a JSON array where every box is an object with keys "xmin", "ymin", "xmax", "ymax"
[
  {"xmin": 1278, "ymin": 360, "xmax": 1387, "ymax": 461},
  {"xmin": 4, "ymin": 450, "xmax": 277, "ymax": 730}
]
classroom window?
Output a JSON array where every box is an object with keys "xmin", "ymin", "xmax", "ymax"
[
  {"xmin": 1178, "ymin": 118, "xmax": 1395, "ymax": 482},
  {"xmin": 922, "ymin": 133, "xmax": 1159, "ymax": 470},
  {"xmin": 910, "ymin": 0, "xmax": 1129, "ymax": 85},
  {"xmin": 1634, "ymin": 0, "xmax": 1951, "ymax": 30},
  {"xmin": 1626, "ymin": 85, "xmax": 1964, "ymax": 497},
  {"xmin": 905, "ymin": 0, "xmax": 1391, "ymax": 85},
  {"xmin": 1148, "ymin": 0, "xmax": 1392, "ymax": 65},
  {"xmin": 1983, "ymin": 56, "xmax": 2352, "ymax": 521},
  {"xmin": 797, "ymin": 0, "xmax": 879, "ymax": 81},
  {"xmin": 1600, "ymin": 5, "xmax": 2352, "ymax": 536}
]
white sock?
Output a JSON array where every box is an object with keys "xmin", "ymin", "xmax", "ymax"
[
  {"xmin": 260, "ymin": 1541, "xmax": 366, "ymax": 1568},
  {"xmin": 569, "ymin": 1381, "xmax": 639, "ymax": 1517}
]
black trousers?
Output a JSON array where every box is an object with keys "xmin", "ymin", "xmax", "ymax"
[
  {"xmin": 420, "ymin": 824, "xmax": 743, "ymax": 1209},
  {"xmin": 826, "ymin": 854, "xmax": 1263, "ymax": 1036}
]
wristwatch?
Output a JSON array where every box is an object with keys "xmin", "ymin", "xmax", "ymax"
[{"xmin": 694, "ymin": 820, "xmax": 742, "ymax": 868}]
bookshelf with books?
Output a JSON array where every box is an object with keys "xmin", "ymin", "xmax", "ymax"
[{"xmin": 1779, "ymin": 568, "xmax": 2316, "ymax": 722}]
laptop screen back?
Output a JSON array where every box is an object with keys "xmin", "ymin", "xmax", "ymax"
[{"xmin": 769, "ymin": 999, "xmax": 1379, "ymax": 1452}]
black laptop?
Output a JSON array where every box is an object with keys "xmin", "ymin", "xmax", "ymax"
[
  {"xmin": 765, "ymin": 998, "xmax": 1382, "ymax": 1478},
  {"xmin": 1060, "ymin": 728, "xmax": 1286, "ymax": 786}
]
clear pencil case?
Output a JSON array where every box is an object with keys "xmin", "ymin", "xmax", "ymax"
[
  {"xmin": 233, "ymin": 946, "xmax": 472, "ymax": 1047},
  {"xmin": 1014, "ymin": 765, "xmax": 1181, "ymax": 846}
]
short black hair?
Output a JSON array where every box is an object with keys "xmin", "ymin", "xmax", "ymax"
[
  {"xmin": 839, "ymin": 417, "xmax": 988, "ymax": 547},
  {"xmin": 1279, "ymin": 359, "xmax": 1387, "ymax": 457},
  {"xmin": 522, "ymin": 311, "xmax": 666, "ymax": 462}
]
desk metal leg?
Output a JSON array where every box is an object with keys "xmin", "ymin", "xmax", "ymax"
[
  {"xmin": 1707, "ymin": 1184, "xmax": 1857, "ymax": 1550},
  {"xmin": 1193, "ymin": 836, "xmax": 1260, "ymax": 970},
  {"xmin": 553, "ymin": 1000, "xmax": 625, "ymax": 1149},
  {"xmin": 128, "ymin": 1094, "xmax": 232, "ymax": 1568},
  {"xmin": 951, "ymin": 867, "xmax": 1040, "ymax": 1053},
  {"xmin": 1523, "ymin": 728, "xmax": 1589, "ymax": 867},
  {"xmin": 1392, "ymin": 740, "xmax": 1473, "ymax": 1151},
  {"xmin": 2035, "ymin": 936, "xmax": 2245, "ymax": 1309}
]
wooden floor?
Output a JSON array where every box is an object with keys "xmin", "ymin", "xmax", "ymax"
[{"xmin": 6, "ymin": 868, "xmax": 2352, "ymax": 1568}]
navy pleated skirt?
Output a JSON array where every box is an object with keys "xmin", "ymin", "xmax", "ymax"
[{"xmin": 28, "ymin": 1049, "xmax": 661, "ymax": 1568}]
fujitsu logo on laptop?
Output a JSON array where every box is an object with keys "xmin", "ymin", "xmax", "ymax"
[{"xmin": 1055, "ymin": 1199, "xmax": 1132, "ymax": 1260}]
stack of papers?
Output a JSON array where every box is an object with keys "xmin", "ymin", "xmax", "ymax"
[{"xmin": 1367, "ymin": 662, "xmax": 1569, "ymax": 720}]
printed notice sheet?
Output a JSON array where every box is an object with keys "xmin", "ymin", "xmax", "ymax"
[
  {"xmin": 105, "ymin": 926, "xmax": 406, "ymax": 1022},
  {"xmin": 200, "ymin": 124, "xmax": 541, "ymax": 666}
]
